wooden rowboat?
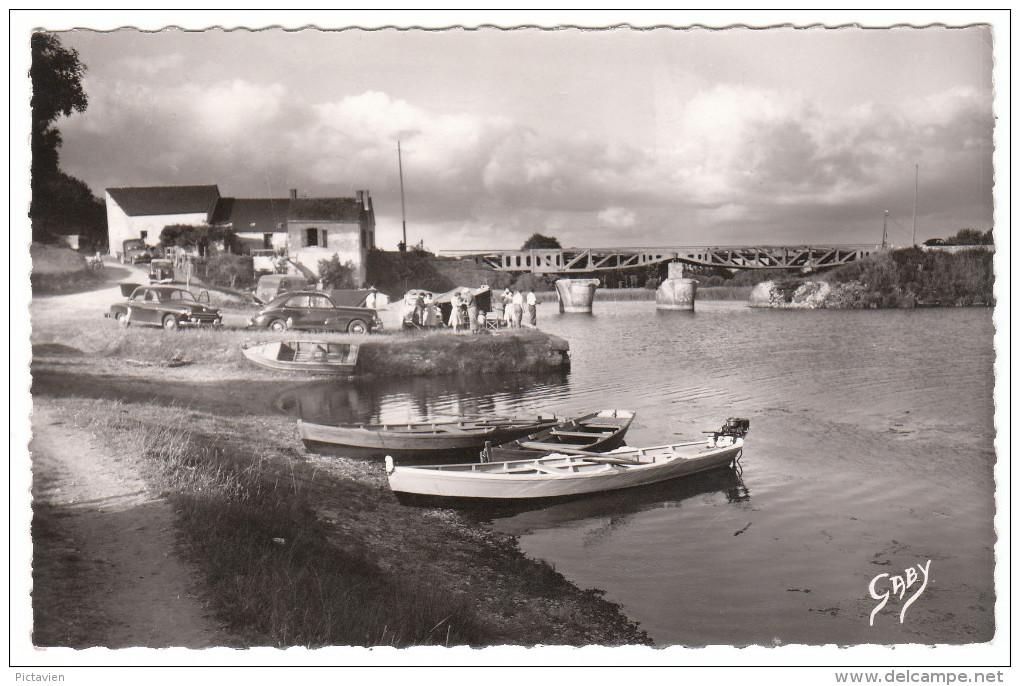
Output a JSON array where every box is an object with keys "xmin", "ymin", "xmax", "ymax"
[
  {"xmin": 242, "ymin": 340, "xmax": 359, "ymax": 375},
  {"xmin": 299, "ymin": 414, "xmax": 561, "ymax": 459},
  {"xmin": 483, "ymin": 409, "xmax": 635, "ymax": 461},
  {"xmin": 386, "ymin": 418, "xmax": 750, "ymax": 501}
]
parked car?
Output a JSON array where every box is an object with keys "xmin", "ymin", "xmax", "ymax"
[
  {"xmin": 148, "ymin": 258, "xmax": 175, "ymax": 283},
  {"xmin": 120, "ymin": 239, "xmax": 152, "ymax": 264},
  {"xmin": 247, "ymin": 291, "xmax": 383, "ymax": 334},
  {"xmin": 108, "ymin": 285, "xmax": 222, "ymax": 330}
]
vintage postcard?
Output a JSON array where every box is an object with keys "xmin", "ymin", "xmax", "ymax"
[{"xmin": 10, "ymin": 10, "xmax": 1010, "ymax": 683}]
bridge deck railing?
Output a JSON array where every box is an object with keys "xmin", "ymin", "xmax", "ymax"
[{"xmin": 436, "ymin": 245, "xmax": 891, "ymax": 272}]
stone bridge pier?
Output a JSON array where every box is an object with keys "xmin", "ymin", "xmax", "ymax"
[
  {"xmin": 656, "ymin": 262, "xmax": 697, "ymax": 311},
  {"xmin": 555, "ymin": 278, "xmax": 600, "ymax": 313}
]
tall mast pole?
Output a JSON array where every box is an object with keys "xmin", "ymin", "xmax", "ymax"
[
  {"xmin": 911, "ymin": 164, "xmax": 919, "ymax": 246},
  {"xmin": 882, "ymin": 210, "xmax": 889, "ymax": 248},
  {"xmin": 398, "ymin": 140, "xmax": 407, "ymax": 251}
]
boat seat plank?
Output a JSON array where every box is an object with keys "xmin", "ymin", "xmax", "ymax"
[
  {"xmin": 549, "ymin": 429, "xmax": 612, "ymax": 438},
  {"xmin": 518, "ymin": 440, "xmax": 577, "ymax": 450},
  {"xmin": 531, "ymin": 463, "xmax": 571, "ymax": 475}
]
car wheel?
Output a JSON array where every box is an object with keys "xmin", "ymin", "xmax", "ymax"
[
  {"xmin": 116, "ymin": 312, "xmax": 130, "ymax": 328},
  {"xmin": 162, "ymin": 314, "xmax": 179, "ymax": 331},
  {"xmin": 269, "ymin": 318, "xmax": 288, "ymax": 332},
  {"xmin": 348, "ymin": 319, "xmax": 368, "ymax": 335}
]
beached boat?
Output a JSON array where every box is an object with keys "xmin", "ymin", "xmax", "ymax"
[
  {"xmin": 299, "ymin": 414, "xmax": 562, "ymax": 459},
  {"xmin": 386, "ymin": 418, "xmax": 750, "ymax": 500},
  {"xmin": 242, "ymin": 340, "xmax": 359, "ymax": 375},
  {"xmin": 483, "ymin": 409, "xmax": 635, "ymax": 461}
]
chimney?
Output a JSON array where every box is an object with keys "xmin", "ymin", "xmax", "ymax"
[
  {"xmin": 361, "ymin": 190, "xmax": 371, "ymax": 211},
  {"xmin": 289, "ymin": 188, "xmax": 297, "ymax": 201},
  {"xmin": 356, "ymin": 190, "xmax": 363, "ymax": 205}
]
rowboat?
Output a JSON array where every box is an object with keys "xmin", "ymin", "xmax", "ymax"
[
  {"xmin": 386, "ymin": 418, "xmax": 750, "ymax": 501},
  {"xmin": 483, "ymin": 409, "xmax": 635, "ymax": 461},
  {"xmin": 242, "ymin": 340, "xmax": 359, "ymax": 375},
  {"xmin": 299, "ymin": 414, "xmax": 561, "ymax": 459}
]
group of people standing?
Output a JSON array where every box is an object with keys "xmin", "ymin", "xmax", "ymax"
[
  {"xmin": 494, "ymin": 288, "xmax": 538, "ymax": 328},
  {"xmin": 401, "ymin": 286, "xmax": 539, "ymax": 333}
]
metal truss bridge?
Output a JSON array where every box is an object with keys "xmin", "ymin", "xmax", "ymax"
[{"xmin": 437, "ymin": 244, "xmax": 889, "ymax": 274}]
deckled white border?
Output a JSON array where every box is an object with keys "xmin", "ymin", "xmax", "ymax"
[{"xmin": 8, "ymin": 9, "xmax": 1011, "ymax": 681}]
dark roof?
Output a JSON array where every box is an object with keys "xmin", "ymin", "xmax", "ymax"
[
  {"xmin": 106, "ymin": 185, "xmax": 221, "ymax": 217},
  {"xmin": 288, "ymin": 197, "xmax": 364, "ymax": 223},
  {"xmin": 211, "ymin": 198, "xmax": 290, "ymax": 233}
]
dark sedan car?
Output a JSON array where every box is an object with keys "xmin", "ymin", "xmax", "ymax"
[
  {"xmin": 247, "ymin": 291, "xmax": 383, "ymax": 334},
  {"xmin": 108, "ymin": 285, "xmax": 222, "ymax": 330}
]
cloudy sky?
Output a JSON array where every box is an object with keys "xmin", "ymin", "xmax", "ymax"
[{"xmin": 48, "ymin": 21, "xmax": 995, "ymax": 251}]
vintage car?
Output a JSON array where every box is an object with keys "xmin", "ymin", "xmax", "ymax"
[
  {"xmin": 148, "ymin": 258, "xmax": 175, "ymax": 283},
  {"xmin": 119, "ymin": 239, "xmax": 152, "ymax": 264},
  {"xmin": 108, "ymin": 285, "xmax": 222, "ymax": 330},
  {"xmin": 247, "ymin": 291, "xmax": 383, "ymax": 334}
]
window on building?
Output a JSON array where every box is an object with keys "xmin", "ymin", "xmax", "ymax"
[
  {"xmin": 139, "ymin": 230, "xmax": 148, "ymax": 240},
  {"xmin": 306, "ymin": 228, "xmax": 319, "ymax": 247},
  {"xmin": 263, "ymin": 233, "xmax": 273, "ymax": 248}
]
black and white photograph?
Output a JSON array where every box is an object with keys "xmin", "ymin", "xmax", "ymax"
[{"xmin": 10, "ymin": 10, "xmax": 1009, "ymax": 682}]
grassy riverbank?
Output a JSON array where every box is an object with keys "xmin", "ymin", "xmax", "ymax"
[
  {"xmin": 31, "ymin": 315, "xmax": 568, "ymax": 378},
  {"xmin": 33, "ymin": 390, "xmax": 650, "ymax": 647},
  {"xmin": 751, "ymin": 247, "xmax": 995, "ymax": 309},
  {"xmin": 29, "ymin": 262, "xmax": 648, "ymax": 647}
]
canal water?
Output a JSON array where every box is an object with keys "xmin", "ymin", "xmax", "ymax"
[{"xmin": 282, "ymin": 300, "xmax": 998, "ymax": 646}]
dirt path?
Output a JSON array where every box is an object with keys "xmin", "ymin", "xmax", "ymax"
[{"xmin": 31, "ymin": 402, "xmax": 233, "ymax": 648}]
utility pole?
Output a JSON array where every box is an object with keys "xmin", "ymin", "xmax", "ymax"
[
  {"xmin": 882, "ymin": 210, "xmax": 889, "ymax": 248},
  {"xmin": 398, "ymin": 140, "xmax": 407, "ymax": 252},
  {"xmin": 911, "ymin": 164, "xmax": 919, "ymax": 246}
]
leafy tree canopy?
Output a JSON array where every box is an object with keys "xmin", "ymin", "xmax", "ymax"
[
  {"xmin": 31, "ymin": 33, "xmax": 88, "ymax": 176},
  {"xmin": 945, "ymin": 228, "xmax": 994, "ymax": 246},
  {"xmin": 521, "ymin": 233, "xmax": 562, "ymax": 250},
  {"xmin": 159, "ymin": 224, "xmax": 241, "ymax": 254},
  {"xmin": 30, "ymin": 33, "xmax": 104, "ymax": 244}
]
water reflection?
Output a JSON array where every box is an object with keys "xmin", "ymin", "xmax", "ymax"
[
  {"xmin": 422, "ymin": 466, "xmax": 753, "ymax": 525},
  {"xmin": 274, "ymin": 369, "xmax": 572, "ymax": 426}
]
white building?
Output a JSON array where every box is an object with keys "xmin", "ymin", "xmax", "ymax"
[
  {"xmin": 105, "ymin": 185, "xmax": 221, "ymax": 260},
  {"xmin": 105, "ymin": 184, "xmax": 376, "ymax": 284}
]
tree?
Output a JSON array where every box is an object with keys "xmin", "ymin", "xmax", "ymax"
[
  {"xmin": 318, "ymin": 255, "xmax": 357, "ymax": 289},
  {"xmin": 30, "ymin": 33, "xmax": 104, "ymax": 244},
  {"xmin": 31, "ymin": 33, "xmax": 88, "ymax": 178},
  {"xmin": 521, "ymin": 233, "xmax": 562, "ymax": 250},
  {"xmin": 159, "ymin": 224, "xmax": 241, "ymax": 255}
]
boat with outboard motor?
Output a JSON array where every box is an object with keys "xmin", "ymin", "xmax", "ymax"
[{"xmin": 385, "ymin": 418, "xmax": 750, "ymax": 500}]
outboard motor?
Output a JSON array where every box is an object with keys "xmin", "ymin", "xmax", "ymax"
[
  {"xmin": 708, "ymin": 418, "xmax": 750, "ymax": 447},
  {"xmin": 717, "ymin": 417, "xmax": 750, "ymax": 439}
]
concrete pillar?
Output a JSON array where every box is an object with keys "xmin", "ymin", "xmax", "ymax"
[
  {"xmin": 555, "ymin": 278, "xmax": 600, "ymax": 313},
  {"xmin": 656, "ymin": 262, "xmax": 697, "ymax": 311}
]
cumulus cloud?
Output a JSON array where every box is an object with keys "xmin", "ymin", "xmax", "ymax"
[
  {"xmin": 57, "ymin": 76, "xmax": 992, "ymax": 250},
  {"xmin": 598, "ymin": 206, "xmax": 637, "ymax": 228}
]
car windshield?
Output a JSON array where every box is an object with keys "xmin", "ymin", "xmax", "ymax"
[{"xmin": 160, "ymin": 289, "xmax": 197, "ymax": 303}]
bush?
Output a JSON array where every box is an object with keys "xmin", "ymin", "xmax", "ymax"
[
  {"xmin": 521, "ymin": 233, "xmax": 562, "ymax": 250},
  {"xmin": 511, "ymin": 272, "xmax": 555, "ymax": 292},
  {"xmin": 365, "ymin": 249, "xmax": 455, "ymax": 296},
  {"xmin": 203, "ymin": 253, "xmax": 254, "ymax": 290},
  {"xmin": 318, "ymin": 255, "xmax": 357, "ymax": 289},
  {"xmin": 823, "ymin": 247, "xmax": 994, "ymax": 307},
  {"xmin": 160, "ymin": 224, "xmax": 242, "ymax": 255}
]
